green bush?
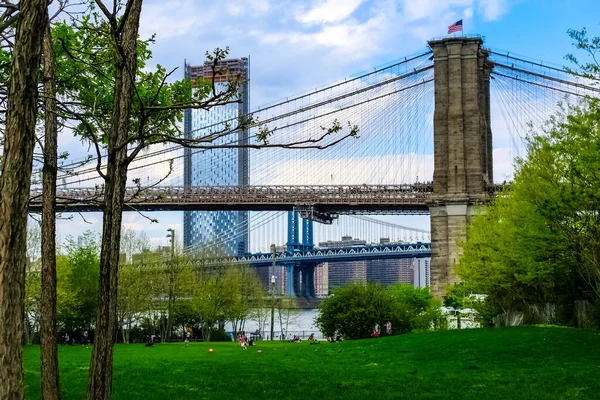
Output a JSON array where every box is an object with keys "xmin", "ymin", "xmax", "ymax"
[
  {"xmin": 316, "ymin": 283, "xmax": 394, "ymax": 339},
  {"xmin": 386, "ymin": 283, "xmax": 442, "ymax": 331},
  {"xmin": 316, "ymin": 283, "xmax": 441, "ymax": 339},
  {"xmin": 209, "ymin": 328, "xmax": 232, "ymax": 342}
]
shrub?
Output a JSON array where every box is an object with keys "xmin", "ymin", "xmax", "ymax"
[
  {"xmin": 209, "ymin": 328, "xmax": 232, "ymax": 342},
  {"xmin": 386, "ymin": 283, "xmax": 442, "ymax": 331},
  {"xmin": 316, "ymin": 283, "xmax": 395, "ymax": 339},
  {"xmin": 316, "ymin": 283, "xmax": 443, "ymax": 339}
]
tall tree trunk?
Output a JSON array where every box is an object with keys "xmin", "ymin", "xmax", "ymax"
[
  {"xmin": 0, "ymin": 1, "xmax": 48, "ymax": 399},
  {"xmin": 87, "ymin": 1, "xmax": 143, "ymax": 398},
  {"xmin": 166, "ymin": 262, "xmax": 174, "ymax": 340},
  {"xmin": 40, "ymin": 17, "xmax": 61, "ymax": 400}
]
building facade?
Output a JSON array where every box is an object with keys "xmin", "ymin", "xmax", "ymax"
[
  {"xmin": 367, "ymin": 258, "xmax": 414, "ymax": 286},
  {"xmin": 412, "ymin": 257, "xmax": 431, "ymax": 288},
  {"xmin": 183, "ymin": 58, "xmax": 249, "ymax": 256}
]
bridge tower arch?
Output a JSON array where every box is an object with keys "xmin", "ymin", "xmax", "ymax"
[{"xmin": 427, "ymin": 37, "xmax": 493, "ymax": 298}]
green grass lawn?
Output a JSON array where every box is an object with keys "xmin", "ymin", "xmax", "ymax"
[{"xmin": 24, "ymin": 326, "xmax": 600, "ymax": 399}]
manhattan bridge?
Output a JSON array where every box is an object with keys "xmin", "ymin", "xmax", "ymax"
[{"xmin": 28, "ymin": 36, "xmax": 599, "ymax": 298}]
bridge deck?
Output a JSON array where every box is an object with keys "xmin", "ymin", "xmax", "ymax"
[
  {"xmin": 29, "ymin": 184, "xmax": 434, "ymax": 213},
  {"xmin": 29, "ymin": 184, "xmax": 504, "ymax": 213}
]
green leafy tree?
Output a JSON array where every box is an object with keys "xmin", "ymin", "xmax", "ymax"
[
  {"xmin": 24, "ymin": 224, "xmax": 42, "ymax": 345},
  {"xmin": 276, "ymin": 297, "xmax": 301, "ymax": 340},
  {"xmin": 226, "ymin": 265, "xmax": 265, "ymax": 336},
  {"xmin": 316, "ymin": 283, "xmax": 395, "ymax": 339},
  {"xmin": 192, "ymin": 264, "xmax": 238, "ymax": 341},
  {"xmin": 317, "ymin": 282, "xmax": 443, "ymax": 339},
  {"xmin": 117, "ymin": 263, "xmax": 150, "ymax": 343},
  {"xmin": 458, "ymin": 103, "xmax": 600, "ymax": 324},
  {"xmin": 57, "ymin": 232, "xmax": 100, "ymax": 332},
  {"xmin": 386, "ymin": 283, "xmax": 442, "ymax": 332},
  {"xmin": 117, "ymin": 228, "xmax": 152, "ymax": 343}
]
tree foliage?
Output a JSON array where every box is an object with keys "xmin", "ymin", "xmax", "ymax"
[
  {"xmin": 316, "ymin": 283, "xmax": 440, "ymax": 339},
  {"xmin": 57, "ymin": 232, "xmax": 100, "ymax": 332},
  {"xmin": 455, "ymin": 26, "xmax": 600, "ymax": 327},
  {"xmin": 458, "ymin": 101, "xmax": 600, "ymax": 324},
  {"xmin": 275, "ymin": 296, "xmax": 300, "ymax": 340}
]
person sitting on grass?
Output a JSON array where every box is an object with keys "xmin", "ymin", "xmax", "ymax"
[
  {"xmin": 145, "ymin": 335, "xmax": 154, "ymax": 347},
  {"xmin": 371, "ymin": 323, "xmax": 380, "ymax": 338}
]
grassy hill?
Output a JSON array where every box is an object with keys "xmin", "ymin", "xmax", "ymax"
[{"xmin": 24, "ymin": 326, "xmax": 600, "ymax": 399}]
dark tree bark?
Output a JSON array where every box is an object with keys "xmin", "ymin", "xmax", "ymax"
[
  {"xmin": 0, "ymin": 0, "xmax": 48, "ymax": 399},
  {"xmin": 40, "ymin": 16, "xmax": 61, "ymax": 400},
  {"xmin": 87, "ymin": 1, "xmax": 143, "ymax": 398}
]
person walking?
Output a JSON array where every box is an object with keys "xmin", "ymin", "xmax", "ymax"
[
  {"xmin": 239, "ymin": 333, "xmax": 247, "ymax": 350},
  {"xmin": 386, "ymin": 320, "xmax": 392, "ymax": 336},
  {"xmin": 185, "ymin": 329, "xmax": 191, "ymax": 347}
]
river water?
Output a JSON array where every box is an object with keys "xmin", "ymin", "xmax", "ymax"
[{"xmin": 225, "ymin": 309, "xmax": 323, "ymax": 339}]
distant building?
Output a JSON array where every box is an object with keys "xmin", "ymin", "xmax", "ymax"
[
  {"xmin": 326, "ymin": 260, "xmax": 368, "ymax": 290},
  {"xmin": 367, "ymin": 258, "xmax": 413, "ymax": 286},
  {"xmin": 412, "ymin": 257, "xmax": 431, "ymax": 288},
  {"xmin": 314, "ymin": 264, "xmax": 328, "ymax": 297},
  {"xmin": 318, "ymin": 236, "xmax": 366, "ymax": 248},
  {"xmin": 183, "ymin": 57, "xmax": 249, "ymax": 257}
]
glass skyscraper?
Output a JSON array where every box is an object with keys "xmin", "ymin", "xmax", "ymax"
[{"xmin": 183, "ymin": 58, "xmax": 249, "ymax": 256}]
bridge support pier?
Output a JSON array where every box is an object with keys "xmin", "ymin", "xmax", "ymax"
[
  {"xmin": 284, "ymin": 212, "xmax": 317, "ymax": 298},
  {"xmin": 285, "ymin": 265, "xmax": 295, "ymax": 296},
  {"xmin": 428, "ymin": 36, "xmax": 493, "ymax": 299},
  {"xmin": 293, "ymin": 267, "xmax": 301, "ymax": 296},
  {"xmin": 429, "ymin": 203, "xmax": 484, "ymax": 297},
  {"xmin": 299, "ymin": 266, "xmax": 315, "ymax": 297},
  {"xmin": 284, "ymin": 264, "xmax": 316, "ymax": 297}
]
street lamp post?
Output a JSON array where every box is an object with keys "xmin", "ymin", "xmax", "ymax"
[
  {"xmin": 270, "ymin": 244, "xmax": 276, "ymax": 341},
  {"xmin": 166, "ymin": 228, "xmax": 175, "ymax": 340}
]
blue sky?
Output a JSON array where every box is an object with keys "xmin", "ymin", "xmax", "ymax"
[{"xmin": 52, "ymin": 0, "xmax": 600, "ymax": 249}]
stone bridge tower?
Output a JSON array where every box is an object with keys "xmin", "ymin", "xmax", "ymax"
[{"xmin": 427, "ymin": 37, "xmax": 493, "ymax": 298}]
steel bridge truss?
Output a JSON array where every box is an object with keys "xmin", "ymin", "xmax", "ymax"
[
  {"xmin": 29, "ymin": 184, "xmax": 435, "ymax": 215},
  {"xmin": 178, "ymin": 242, "xmax": 432, "ymax": 267}
]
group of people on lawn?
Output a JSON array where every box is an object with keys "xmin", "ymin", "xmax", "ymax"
[
  {"xmin": 178, "ymin": 321, "xmax": 392, "ymax": 349},
  {"xmin": 371, "ymin": 320, "xmax": 392, "ymax": 337},
  {"xmin": 238, "ymin": 332, "xmax": 255, "ymax": 349}
]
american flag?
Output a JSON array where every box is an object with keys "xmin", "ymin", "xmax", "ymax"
[{"xmin": 448, "ymin": 19, "xmax": 463, "ymax": 34}]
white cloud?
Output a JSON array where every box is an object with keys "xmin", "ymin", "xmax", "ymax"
[
  {"xmin": 297, "ymin": 0, "xmax": 367, "ymax": 24},
  {"xmin": 464, "ymin": 7, "xmax": 474, "ymax": 19},
  {"xmin": 492, "ymin": 147, "xmax": 516, "ymax": 182},
  {"xmin": 478, "ymin": 0, "xmax": 508, "ymax": 20},
  {"xmin": 139, "ymin": 0, "xmax": 209, "ymax": 40},
  {"xmin": 54, "ymin": 212, "xmax": 183, "ymax": 249},
  {"xmin": 226, "ymin": 0, "xmax": 271, "ymax": 16},
  {"xmin": 257, "ymin": 7, "xmax": 393, "ymax": 61},
  {"xmin": 401, "ymin": 0, "xmax": 471, "ymax": 22}
]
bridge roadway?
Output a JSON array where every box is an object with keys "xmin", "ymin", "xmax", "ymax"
[
  {"xmin": 137, "ymin": 242, "xmax": 432, "ymax": 268},
  {"xmin": 221, "ymin": 242, "xmax": 432, "ymax": 266},
  {"xmin": 29, "ymin": 184, "xmax": 435, "ymax": 214}
]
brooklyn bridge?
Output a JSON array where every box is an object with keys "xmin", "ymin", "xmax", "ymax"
[{"xmin": 29, "ymin": 36, "xmax": 599, "ymax": 297}]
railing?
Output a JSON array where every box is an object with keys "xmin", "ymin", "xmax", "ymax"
[
  {"xmin": 28, "ymin": 184, "xmax": 434, "ymax": 212},
  {"xmin": 129, "ymin": 243, "xmax": 432, "ymax": 267},
  {"xmin": 29, "ymin": 183, "xmax": 507, "ymax": 213}
]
